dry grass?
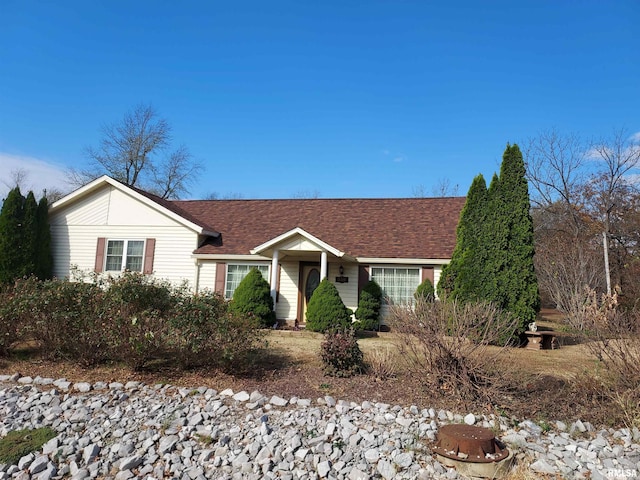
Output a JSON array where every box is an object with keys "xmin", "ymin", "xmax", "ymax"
[{"xmin": 0, "ymin": 315, "xmax": 617, "ymax": 426}]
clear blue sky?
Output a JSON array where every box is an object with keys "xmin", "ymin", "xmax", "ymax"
[{"xmin": 1, "ymin": 1, "xmax": 638, "ymax": 200}]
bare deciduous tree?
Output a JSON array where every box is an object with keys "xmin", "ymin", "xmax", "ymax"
[
  {"xmin": 412, "ymin": 179, "xmax": 459, "ymax": 198},
  {"xmin": 70, "ymin": 104, "xmax": 202, "ymax": 199},
  {"xmin": 2, "ymin": 168, "xmax": 67, "ymax": 204},
  {"xmin": 291, "ymin": 189, "xmax": 321, "ymax": 199},
  {"xmin": 524, "ymin": 128, "xmax": 640, "ymax": 312}
]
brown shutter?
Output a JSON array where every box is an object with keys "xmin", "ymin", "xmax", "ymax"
[
  {"xmin": 422, "ymin": 266, "xmax": 434, "ymax": 284},
  {"xmin": 95, "ymin": 238, "xmax": 106, "ymax": 273},
  {"xmin": 358, "ymin": 265, "xmax": 370, "ymax": 296},
  {"xmin": 143, "ymin": 238, "xmax": 156, "ymax": 274},
  {"xmin": 215, "ymin": 262, "xmax": 226, "ymax": 295}
]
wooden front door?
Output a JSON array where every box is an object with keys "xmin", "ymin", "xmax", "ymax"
[{"xmin": 300, "ymin": 264, "xmax": 321, "ymax": 323}]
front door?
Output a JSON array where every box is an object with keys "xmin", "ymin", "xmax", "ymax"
[{"xmin": 301, "ymin": 264, "xmax": 321, "ymax": 323}]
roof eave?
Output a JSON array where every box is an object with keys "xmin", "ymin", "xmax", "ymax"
[{"xmin": 50, "ymin": 175, "xmax": 219, "ymax": 236}]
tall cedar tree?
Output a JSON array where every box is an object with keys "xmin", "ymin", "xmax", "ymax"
[
  {"xmin": 439, "ymin": 174, "xmax": 490, "ymax": 301},
  {"xmin": 36, "ymin": 197, "xmax": 54, "ymax": 279},
  {"xmin": 438, "ymin": 145, "xmax": 539, "ymax": 340},
  {"xmin": 229, "ymin": 268, "xmax": 275, "ymax": 328},
  {"xmin": 494, "ymin": 144, "xmax": 540, "ymax": 329},
  {"xmin": 485, "ymin": 172, "xmax": 506, "ymax": 307},
  {"xmin": 0, "ymin": 187, "xmax": 25, "ymax": 284},
  {"xmin": 21, "ymin": 192, "xmax": 39, "ymax": 278}
]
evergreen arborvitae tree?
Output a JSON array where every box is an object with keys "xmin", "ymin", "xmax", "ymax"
[
  {"xmin": 441, "ymin": 174, "xmax": 490, "ymax": 302},
  {"xmin": 355, "ymin": 280, "xmax": 382, "ymax": 331},
  {"xmin": 36, "ymin": 196, "xmax": 54, "ymax": 279},
  {"xmin": 484, "ymin": 172, "xmax": 506, "ymax": 307},
  {"xmin": 305, "ymin": 279, "xmax": 352, "ymax": 333},
  {"xmin": 494, "ymin": 144, "xmax": 540, "ymax": 332},
  {"xmin": 414, "ymin": 278, "xmax": 435, "ymax": 302},
  {"xmin": 0, "ymin": 187, "xmax": 25, "ymax": 284},
  {"xmin": 229, "ymin": 268, "xmax": 275, "ymax": 328},
  {"xmin": 438, "ymin": 145, "xmax": 539, "ymax": 342},
  {"xmin": 21, "ymin": 191, "xmax": 39, "ymax": 278}
]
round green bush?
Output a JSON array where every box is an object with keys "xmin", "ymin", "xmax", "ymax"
[
  {"xmin": 415, "ymin": 278, "xmax": 435, "ymax": 302},
  {"xmin": 355, "ymin": 280, "xmax": 382, "ymax": 331},
  {"xmin": 305, "ymin": 279, "xmax": 352, "ymax": 333},
  {"xmin": 229, "ymin": 268, "xmax": 275, "ymax": 328}
]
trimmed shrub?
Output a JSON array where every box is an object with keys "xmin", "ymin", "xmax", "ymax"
[
  {"xmin": 207, "ymin": 310, "xmax": 266, "ymax": 373},
  {"xmin": 305, "ymin": 279, "xmax": 352, "ymax": 333},
  {"xmin": 169, "ymin": 289, "xmax": 266, "ymax": 373},
  {"xmin": 104, "ymin": 272, "xmax": 175, "ymax": 315},
  {"xmin": 103, "ymin": 273, "xmax": 174, "ymax": 370},
  {"xmin": 0, "ymin": 278, "xmax": 38, "ymax": 355},
  {"xmin": 19, "ymin": 278, "xmax": 113, "ymax": 365},
  {"xmin": 414, "ymin": 278, "xmax": 435, "ymax": 302},
  {"xmin": 355, "ymin": 280, "xmax": 382, "ymax": 331},
  {"xmin": 108, "ymin": 306, "xmax": 170, "ymax": 370},
  {"xmin": 320, "ymin": 328, "xmax": 364, "ymax": 377},
  {"xmin": 169, "ymin": 291, "xmax": 229, "ymax": 368},
  {"xmin": 229, "ymin": 268, "xmax": 276, "ymax": 328}
]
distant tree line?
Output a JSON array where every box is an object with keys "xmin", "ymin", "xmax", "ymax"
[{"xmin": 0, "ymin": 187, "xmax": 53, "ymax": 284}]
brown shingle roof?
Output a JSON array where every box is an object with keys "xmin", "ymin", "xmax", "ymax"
[
  {"xmin": 128, "ymin": 185, "xmax": 220, "ymax": 235},
  {"xmin": 171, "ymin": 197, "xmax": 466, "ymax": 259}
]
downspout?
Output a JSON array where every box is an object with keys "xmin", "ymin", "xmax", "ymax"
[{"xmin": 194, "ymin": 259, "xmax": 201, "ymax": 294}]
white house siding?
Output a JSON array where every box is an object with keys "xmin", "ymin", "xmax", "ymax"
[
  {"xmin": 52, "ymin": 186, "xmax": 180, "ymax": 228},
  {"xmin": 50, "ymin": 185, "xmax": 201, "ymax": 287},
  {"xmin": 433, "ymin": 266, "xmax": 443, "ymax": 295},
  {"xmin": 50, "ymin": 225, "xmax": 199, "ymax": 287},
  {"xmin": 197, "ymin": 262, "xmax": 217, "ymax": 294},
  {"xmin": 272, "ymin": 261, "xmax": 359, "ymax": 323},
  {"xmin": 330, "ymin": 263, "xmax": 359, "ymax": 315},
  {"xmin": 275, "ymin": 261, "xmax": 299, "ymax": 321}
]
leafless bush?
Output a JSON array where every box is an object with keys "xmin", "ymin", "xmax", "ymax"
[
  {"xmin": 580, "ymin": 290, "xmax": 640, "ymax": 389},
  {"xmin": 365, "ymin": 347, "xmax": 397, "ymax": 380},
  {"xmin": 388, "ymin": 298, "xmax": 519, "ymax": 405}
]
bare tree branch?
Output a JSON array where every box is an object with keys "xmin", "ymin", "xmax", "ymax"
[
  {"xmin": 73, "ymin": 103, "xmax": 202, "ymax": 198},
  {"xmin": 150, "ymin": 145, "xmax": 203, "ymax": 199}
]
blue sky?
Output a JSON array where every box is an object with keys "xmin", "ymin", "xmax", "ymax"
[{"xmin": 1, "ymin": 1, "xmax": 638, "ymax": 200}]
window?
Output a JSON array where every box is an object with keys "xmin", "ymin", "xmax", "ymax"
[
  {"xmin": 370, "ymin": 267, "xmax": 420, "ymax": 305},
  {"xmin": 225, "ymin": 264, "xmax": 270, "ymax": 299},
  {"xmin": 105, "ymin": 240, "xmax": 145, "ymax": 272}
]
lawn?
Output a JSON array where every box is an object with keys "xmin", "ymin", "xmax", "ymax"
[{"xmin": 0, "ymin": 310, "xmax": 611, "ymax": 426}]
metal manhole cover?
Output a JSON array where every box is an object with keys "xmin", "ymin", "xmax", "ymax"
[{"xmin": 432, "ymin": 424, "xmax": 509, "ymax": 463}]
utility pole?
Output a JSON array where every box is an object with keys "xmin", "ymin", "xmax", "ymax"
[{"xmin": 603, "ymin": 231, "xmax": 611, "ymax": 295}]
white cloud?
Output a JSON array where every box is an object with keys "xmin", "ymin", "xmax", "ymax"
[
  {"xmin": 631, "ymin": 131, "xmax": 640, "ymax": 142},
  {"xmin": 393, "ymin": 156, "xmax": 404, "ymax": 163},
  {"xmin": 0, "ymin": 153, "xmax": 69, "ymax": 201}
]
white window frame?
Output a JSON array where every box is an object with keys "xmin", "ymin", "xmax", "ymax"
[
  {"xmin": 370, "ymin": 266, "xmax": 421, "ymax": 305},
  {"xmin": 225, "ymin": 263, "xmax": 270, "ymax": 299},
  {"xmin": 105, "ymin": 239, "xmax": 146, "ymax": 273}
]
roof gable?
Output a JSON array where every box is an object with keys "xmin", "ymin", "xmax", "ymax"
[
  {"xmin": 251, "ymin": 227, "xmax": 346, "ymax": 258},
  {"xmin": 50, "ymin": 176, "xmax": 219, "ymax": 236}
]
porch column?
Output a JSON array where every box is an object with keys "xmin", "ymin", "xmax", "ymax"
[
  {"xmin": 270, "ymin": 249, "xmax": 279, "ymax": 309},
  {"xmin": 320, "ymin": 251, "xmax": 328, "ymax": 280}
]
